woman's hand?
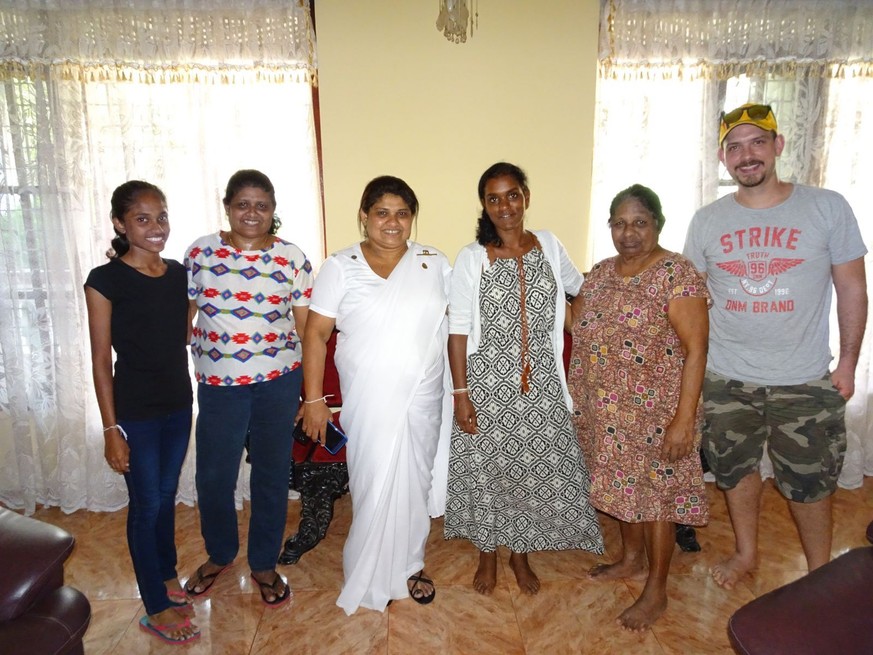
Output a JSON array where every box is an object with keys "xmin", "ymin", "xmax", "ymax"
[
  {"xmin": 566, "ymin": 294, "xmax": 585, "ymax": 331},
  {"xmin": 660, "ymin": 417, "xmax": 694, "ymax": 463},
  {"xmin": 448, "ymin": 334, "xmax": 476, "ymax": 434},
  {"xmin": 301, "ymin": 311, "xmax": 337, "ymax": 445},
  {"xmin": 104, "ymin": 429, "xmax": 130, "ymax": 474},
  {"xmin": 663, "ymin": 294, "xmax": 709, "ymax": 464},
  {"xmin": 453, "ymin": 394, "xmax": 478, "ymax": 435},
  {"xmin": 302, "ymin": 400, "xmax": 333, "ymax": 444}
]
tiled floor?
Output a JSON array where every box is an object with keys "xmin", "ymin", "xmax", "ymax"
[{"xmin": 25, "ymin": 476, "xmax": 873, "ymax": 654}]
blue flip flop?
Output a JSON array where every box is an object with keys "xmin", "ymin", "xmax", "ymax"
[{"xmin": 139, "ymin": 616, "xmax": 201, "ymax": 644}]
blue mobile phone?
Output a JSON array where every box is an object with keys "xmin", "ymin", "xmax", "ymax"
[{"xmin": 322, "ymin": 421, "xmax": 347, "ymax": 455}]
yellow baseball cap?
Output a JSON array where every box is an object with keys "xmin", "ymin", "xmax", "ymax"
[{"xmin": 719, "ymin": 103, "xmax": 778, "ymax": 145}]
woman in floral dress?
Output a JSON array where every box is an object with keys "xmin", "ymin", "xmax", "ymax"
[{"xmin": 569, "ymin": 184, "xmax": 710, "ymax": 632}]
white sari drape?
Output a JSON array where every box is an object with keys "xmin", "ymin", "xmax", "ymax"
[{"xmin": 333, "ymin": 245, "xmax": 450, "ymax": 614}]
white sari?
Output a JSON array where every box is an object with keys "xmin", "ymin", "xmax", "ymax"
[{"xmin": 327, "ymin": 243, "xmax": 450, "ymax": 614}]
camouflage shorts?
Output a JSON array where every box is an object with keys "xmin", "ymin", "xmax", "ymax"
[{"xmin": 702, "ymin": 371, "xmax": 847, "ymax": 503}]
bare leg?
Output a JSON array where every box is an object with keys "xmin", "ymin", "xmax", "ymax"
[
  {"xmin": 711, "ymin": 472, "xmax": 762, "ymax": 589},
  {"xmin": 473, "ymin": 550, "xmax": 498, "ymax": 595},
  {"xmin": 508, "ymin": 551, "xmax": 540, "ymax": 595},
  {"xmin": 589, "ymin": 520, "xmax": 647, "ymax": 581},
  {"xmin": 618, "ymin": 521, "xmax": 673, "ymax": 632},
  {"xmin": 788, "ymin": 494, "xmax": 833, "ymax": 572}
]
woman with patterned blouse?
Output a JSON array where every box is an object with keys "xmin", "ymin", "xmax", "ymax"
[
  {"xmin": 569, "ymin": 184, "xmax": 710, "ymax": 632},
  {"xmin": 445, "ymin": 162, "xmax": 603, "ymax": 596},
  {"xmin": 183, "ymin": 169, "xmax": 313, "ymax": 607}
]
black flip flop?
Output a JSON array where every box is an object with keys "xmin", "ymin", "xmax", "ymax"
[
  {"xmin": 407, "ymin": 572, "xmax": 436, "ymax": 605},
  {"xmin": 184, "ymin": 563, "xmax": 228, "ymax": 596},
  {"xmin": 251, "ymin": 572, "xmax": 291, "ymax": 607}
]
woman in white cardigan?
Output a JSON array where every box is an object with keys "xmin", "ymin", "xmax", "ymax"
[{"xmin": 443, "ymin": 162, "xmax": 603, "ymax": 595}]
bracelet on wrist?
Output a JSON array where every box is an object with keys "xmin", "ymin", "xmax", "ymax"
[
  {"xmin": 303, "ymin": 394, "xmax": 334, "ymax": 405},
  {"xmin": 451, "ymin": 388, "xmax": 469, "ymax": 395}
]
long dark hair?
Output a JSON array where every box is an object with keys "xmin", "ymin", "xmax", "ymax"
[
  {"xmin": 109, "ymin": 180, "xmax": 166, "ymax": 258},
  {"xmin": 475, "ymin": 162, "xmax": 529, "ymax": 247},
  {"xmin": 223, "ymin": 169, "xmax": 282, "ymax": 235},
  {"xmin": 357, "ymin": 175, "xmax": 419, "ymax": 235}
]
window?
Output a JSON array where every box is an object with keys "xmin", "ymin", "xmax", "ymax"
[
  {"xmin": 590, "ymin": 0, "xmax": 873, "ymax": 489},
  {"xmin": 0, "ymin": 0, "xmax": 321, "ymax": 513}
]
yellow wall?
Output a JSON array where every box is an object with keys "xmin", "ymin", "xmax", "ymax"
[{"xmin": 315, "ymin": 0, "xmax": 600, "ymax": 267}]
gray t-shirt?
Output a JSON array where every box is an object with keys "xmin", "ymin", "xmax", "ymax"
[{"xmin": 683, "ymin": 184, "xmax": 866, "ymax": 385}]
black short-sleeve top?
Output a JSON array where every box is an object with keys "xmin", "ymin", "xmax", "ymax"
[{"xmin": 85, "ymin": 258, "xmax": 193, "ymax": 421}]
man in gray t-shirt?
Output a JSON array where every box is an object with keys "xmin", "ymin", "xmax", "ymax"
[{"xmin": 683, "ymin": 103, "xmax": 867, "ymax": 589}]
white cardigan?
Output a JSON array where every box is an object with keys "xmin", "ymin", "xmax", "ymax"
[{"xmin": 448, "ymin": 230, "xmax": 584, "ymax": 409}]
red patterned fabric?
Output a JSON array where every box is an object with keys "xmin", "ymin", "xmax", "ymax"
[
  {"xmin": 185, "ymin": 233, "xmax": 313, "ymax": 386},
  {"xmin": 294, "ymin": 329, "xmax": 345, "ymax": 464}
]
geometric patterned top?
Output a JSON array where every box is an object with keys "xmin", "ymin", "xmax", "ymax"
[{"xmin": 185, "ymin": 232, "xmax": 313, "ymax": 386}]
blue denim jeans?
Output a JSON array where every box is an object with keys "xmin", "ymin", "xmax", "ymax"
[
  {"xmin": 121, "ymin": 407, "xmax": 192, "ymax": 616},
  {"xmin": 195, "ymin": 369, "xmax": 301, "ymax": 572}
]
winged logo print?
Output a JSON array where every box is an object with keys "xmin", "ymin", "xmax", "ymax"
[{"xmin": 717, "ymin": 258, "xmax": 803, "ymax": 282}]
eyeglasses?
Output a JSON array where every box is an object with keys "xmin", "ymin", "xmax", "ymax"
[{"xmin": 720, "ymin": 104, "xmax": 773, "ymax": 129}]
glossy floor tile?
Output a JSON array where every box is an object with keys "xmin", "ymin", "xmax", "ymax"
[{"xmin": 18, "ymin": 476, "xmax": 873, "ymax": 654}]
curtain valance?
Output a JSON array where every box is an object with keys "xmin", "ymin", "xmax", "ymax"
[
  {"xmin": 0, "ymin": 0, "xmax": 316, "ymax": 83},
  {"xmin": 600, "ymin": 0, "xmax": 873, "ymax": 79}
]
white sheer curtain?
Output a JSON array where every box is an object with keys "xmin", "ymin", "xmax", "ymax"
[
  {"xmin": 591, "ymin": 0, "xmax": 873, "ymax": 487},
  {"xmin": 0, "ymin": 0, "xmax": 322, "ymax": 514}
]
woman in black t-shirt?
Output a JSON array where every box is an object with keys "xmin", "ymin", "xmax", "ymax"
[{"xmin": 84, "ymin": 181, "xmax": 198, "ymax": 644}]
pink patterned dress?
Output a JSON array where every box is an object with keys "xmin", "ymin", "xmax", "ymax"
[{"xmin": 569, "ymin": 253, "xmax": 709, "ymax": 525}]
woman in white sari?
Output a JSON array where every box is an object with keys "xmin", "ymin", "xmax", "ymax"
[{"xmin": 302, "ymin": 176, "xmax": 451, "ymax": 615}]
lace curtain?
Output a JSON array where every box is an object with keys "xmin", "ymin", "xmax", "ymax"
[
  {"xmin": 0, "ymin": 0, "xmax": 321, "ymax": 514},
  {"xmin": 591, "ymin": 0, "xmax": 873, "ymax": 488}
]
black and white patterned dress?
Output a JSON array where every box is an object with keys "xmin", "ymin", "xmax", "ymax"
[{"xmin": 444, "ymin": 247, "xmax": 603, "ymax": 553}]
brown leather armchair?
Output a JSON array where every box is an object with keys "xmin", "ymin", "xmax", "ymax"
[
  {"xmin": 0, "ymin": 507, "xmax": 91, "ymax": 655},
  {"xmin": 727, "ymin": 547, "xmax": 873, "ymax": 655}
]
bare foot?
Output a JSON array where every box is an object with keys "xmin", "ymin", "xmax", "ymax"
[
  {"xmin": 508, "ymin": 552, "xmax": 540, "ymax": 595},
  {"xmin": 145, "ymin": 607, "xmax": 199, "ymax": 641},
  {"xmin": 710, "ymin": 554, "xmax": 755, "ymax": 590},
  {"xmin": 473, "ymin": 551, "xmax": 497, "ymax": 595},
  {"xmin": 165, "ymin": 578, "xmax": 192, "ymax": 609},
  {"xmin": 588, "ymin": 557, "xmax": 647, "ymax": 581},
  {"xmin": 617, "ymin": 589, "xmax": 668, "ymax": 632}
]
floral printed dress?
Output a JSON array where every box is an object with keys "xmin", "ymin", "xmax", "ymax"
[{"xmin": 569, "ymin": 254, "xmax": 709, "ymax": 525}]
